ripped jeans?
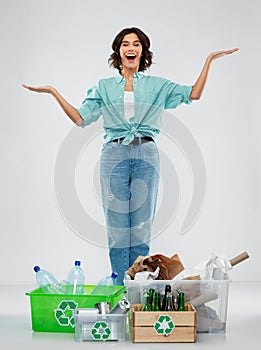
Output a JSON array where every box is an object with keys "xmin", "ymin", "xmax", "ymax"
[{"xmin": 100, "ymin": 140, "xmax": 160, "ymax": 285}]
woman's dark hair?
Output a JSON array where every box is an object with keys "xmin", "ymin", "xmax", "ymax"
[{"xmin": 108, "ymin": 27, "xmax": 153, "ymax": 72}]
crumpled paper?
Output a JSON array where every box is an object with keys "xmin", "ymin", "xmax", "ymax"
[
  {"xmin": 134, "ymin": 266, "xmax": 160, "ymax": 281},
  {"xmin": 126, "ymin": 253, "xmax": 185, "ymax": 280}
]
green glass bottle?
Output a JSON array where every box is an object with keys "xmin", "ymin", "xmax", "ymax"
[
  {"xmin": 148, "ymin": 288, "xmax": 155, "ymax": 311},
  {"xmin": 178, "ymin": 290, "xmax": 186, "ymax": 311},
  {"xmin": 153, "ymin": 288, "xmax": 161, "ymax": 311}
]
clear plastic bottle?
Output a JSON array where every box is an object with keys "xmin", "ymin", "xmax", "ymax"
[
  {"xmin": 91, "ymin": 272, "xmax": 118, "ymax": 295},
  {"xmin": 33, "ymin": 266, "xmax": 65, "ymax": 294},
  {"xmin": 67, "ymin": 260, "xmax": 85, "ymax": 294}
]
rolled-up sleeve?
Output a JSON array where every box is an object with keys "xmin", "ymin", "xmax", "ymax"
[
  {"xmin": 77, "ymin": 85, "xmax": 102, "ymax": 128},
  {"xmin": 164, "ymin": 81, "xmax": 193, "ymax": 109}
]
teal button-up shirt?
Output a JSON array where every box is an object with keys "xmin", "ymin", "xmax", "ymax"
[{"xmin": 77, "ymin": 72, "xmax": 192, "ymax": 144}]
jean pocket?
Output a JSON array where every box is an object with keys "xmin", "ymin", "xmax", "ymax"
[
  {"xmin": 141, "ymin": 141, "xmax": 158, "ymax": 153},
  {"xmin": 101, "ymin": 142, "xmax": 118, "ymax": 153}
]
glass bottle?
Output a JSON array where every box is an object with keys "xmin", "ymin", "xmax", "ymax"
[
  {"xmin": 172, "ymin": 293, "xmax": 179, "ymax": 311},
  {"xmin": 148, "ymin": 288, "xmax": 155, "ymax": 311},
  {"xmin": 164, "ymin": 291, "xmax": 175, "ymax": 311},
  {"xmin": 141, "ymin": 288, "xmax": 150, "ymax": 311},
  {"xmin": 178, "ymin": 290, "xmax": 186, "ymax": 311},
  {"xmin": 161, "ymin": 284, "xmax": 171, "ymax": 311},
  {"xmin": 153, "ymin": 288, "xmax": 161, "ymax": 311}
]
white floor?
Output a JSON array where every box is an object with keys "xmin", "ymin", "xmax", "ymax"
[{"xmin": 0, "ymin": 281, "xmax": 260, "ymax": 350}]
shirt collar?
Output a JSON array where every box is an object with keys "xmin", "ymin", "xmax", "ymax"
[{"xmin": 115, "ymin": 71, "xmax": 144, "ymax": 84}]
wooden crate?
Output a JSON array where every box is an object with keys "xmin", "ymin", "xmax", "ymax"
[{"xmin": 132, "ymin": 303, "xmax": 196, "ymax": 343}]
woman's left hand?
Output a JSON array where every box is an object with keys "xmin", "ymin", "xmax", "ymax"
[
  {"xmin": 208, "ymin": 48, "xmax": 239, "ymax": 61},
  {"xmin": 190, "ymin": 47, "xmax": 240, "ymax": 100}
]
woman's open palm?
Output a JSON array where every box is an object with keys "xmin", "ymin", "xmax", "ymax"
[
  {"xmin": 22, "ymin": 84, "xmax": 54, "ymax": 94},
  {"xmin": 209, "ymin": 48, "xmax": 239, "ymax": 61}
]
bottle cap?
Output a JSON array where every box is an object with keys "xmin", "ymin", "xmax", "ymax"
[
  {"xmin": 75, "ymin": 260, "xmax": 81, "ymax": 266},
  {"xmin": 165, "ymin": 284, "xmax": 171, "ymax": 292},
  {"xmin": 33, "ymin": 266, "xmax": 40, "ymax": 272},
  {"xmin": 111, "ymin": 272, "xmax": 118, "ymax": 279}
]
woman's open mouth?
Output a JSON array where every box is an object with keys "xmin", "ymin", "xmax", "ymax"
[{"xmin": 126, "ymin": 54, "xmax": 136, "ymax": 62}]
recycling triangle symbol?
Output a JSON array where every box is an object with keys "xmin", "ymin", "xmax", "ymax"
[
  {"xmin": 154, "ymin": 315, "xmax": 175, "ymax": 336},
  {"xmin": 54, "ymin": 300, "xmax": 78, "ymax": 327},
  {"xmin": 91, "ymin": 321, "xmax": 111, "ymax": 340}
]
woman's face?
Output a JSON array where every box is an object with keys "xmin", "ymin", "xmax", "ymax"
[{"xmin": 119, "ymin": 33, "xmax": 142, "ymax": 72}]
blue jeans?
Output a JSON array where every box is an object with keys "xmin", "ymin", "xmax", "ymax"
[{"xmin": 100, "ymin": 140, "xmax": 160, "ymax": 285}]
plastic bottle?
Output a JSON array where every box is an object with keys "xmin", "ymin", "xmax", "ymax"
[
  {"xmin": 33, "ymin": 266, "xmax": 65, "ymax": 294},
  {"xmin": 91, "ymin": 272, "xmax": 118, "ymax": 296},
  {"xmin": 67, "ymin": 260, "xmax": 85, "ymax": 294}
]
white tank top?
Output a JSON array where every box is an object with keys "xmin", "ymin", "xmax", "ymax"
[{"xmin": 124, "ymin": 91, "xmax": 134, "ymax": 122}]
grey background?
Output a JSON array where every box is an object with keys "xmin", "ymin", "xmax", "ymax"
[{"xmin": 0, "ymin": 0, "xmax": 260, "ymax": 284}]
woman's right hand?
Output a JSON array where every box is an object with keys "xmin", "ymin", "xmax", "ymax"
[
  {"xmin": 22, "ymin": 84, "xmax": 55, "ymax": 94},
  {"xmin": 22, "ymin": 83, "xmax": 82, "ymax": 125}
]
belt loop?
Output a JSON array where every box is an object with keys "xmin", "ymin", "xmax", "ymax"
[
  {"xmin": 117, "ymin": 138, "xmax": 120, "ymax": 145},
  {"xmin": 138, "ymin": 136, "xmax": 141, "ymax": 145}
]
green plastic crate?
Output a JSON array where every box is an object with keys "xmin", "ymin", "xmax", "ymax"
[{"xmin": 26, "ymin": 285, "xmax": 126, "ymax": 332}]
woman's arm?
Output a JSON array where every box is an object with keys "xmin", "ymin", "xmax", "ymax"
[
  {"xmin": 190, "ymin": 48, "xmax": 239, "ymax": 100},
  {"xmin": 22, "ymin": 84, "xmax": 83, "ymax": 126}
]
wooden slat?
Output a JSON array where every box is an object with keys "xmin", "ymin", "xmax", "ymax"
[
  {"xmin": 132, "ymin": 304, "xmax": 196, "ymax": 327},
  {"xmin": 132, "ymin": 326, "xmax": 196, "ymax": 343}
]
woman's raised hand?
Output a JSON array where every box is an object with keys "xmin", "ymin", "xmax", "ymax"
[
  {"xmin": 190, "ymin": 47, "xmax": 239, "ymax": 100},
  {"xmin": 22, "ymin": 84, "xmax": 55, "ymax": 94},
  {"xmin": 22, "ymin": 83, "xmax": 82, "ymax": 125},
  {"xmin": 208, "ymin": 48, "xmax": 239, "ymax": 62}
]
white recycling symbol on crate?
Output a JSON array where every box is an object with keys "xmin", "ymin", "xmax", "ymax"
[
  {"xmin": 54, "ymin": 300, "xmax": 78, "ymax": 327},
  {"xmin": 154, "ymin": 315, "xmax": 175, "ymax": 336}
]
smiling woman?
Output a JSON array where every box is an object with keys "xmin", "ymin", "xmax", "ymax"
[
  {"xmin": 22, "ymin": 26, "xmax": 238, "ymax": 285},
  {"xmin": 108, "ymin": 27, "xmax": 153, "ymax": 74}
]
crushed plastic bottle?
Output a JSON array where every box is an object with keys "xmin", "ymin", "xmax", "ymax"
[
  {"xmin": 33, "ymin": 266, "xmax": 65, "ymax": 294},
  {"xmin": 91, "ymin": 272, "xmax": 118, "ymax": 296}
]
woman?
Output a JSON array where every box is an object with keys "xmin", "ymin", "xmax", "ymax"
[{"xmin": 23, "ymin": 27, "xmax": 239, "ymax": 285}]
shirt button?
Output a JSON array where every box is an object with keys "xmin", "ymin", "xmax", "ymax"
[{"xmin": 119, "ymin": 96, "xmax": 122, "ymax": 99}]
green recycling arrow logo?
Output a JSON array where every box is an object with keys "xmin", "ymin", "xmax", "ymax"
[
  {"xmin": 154, "ymin": 315, "xmax": 175, "ymax": 336},
  {"xmin": 54, "ymin": 300, "xmax": 78, "ymax": 327},
  {"xmin": 91, "ymin": 321, "xmax": 111, "ymax": 340}
]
